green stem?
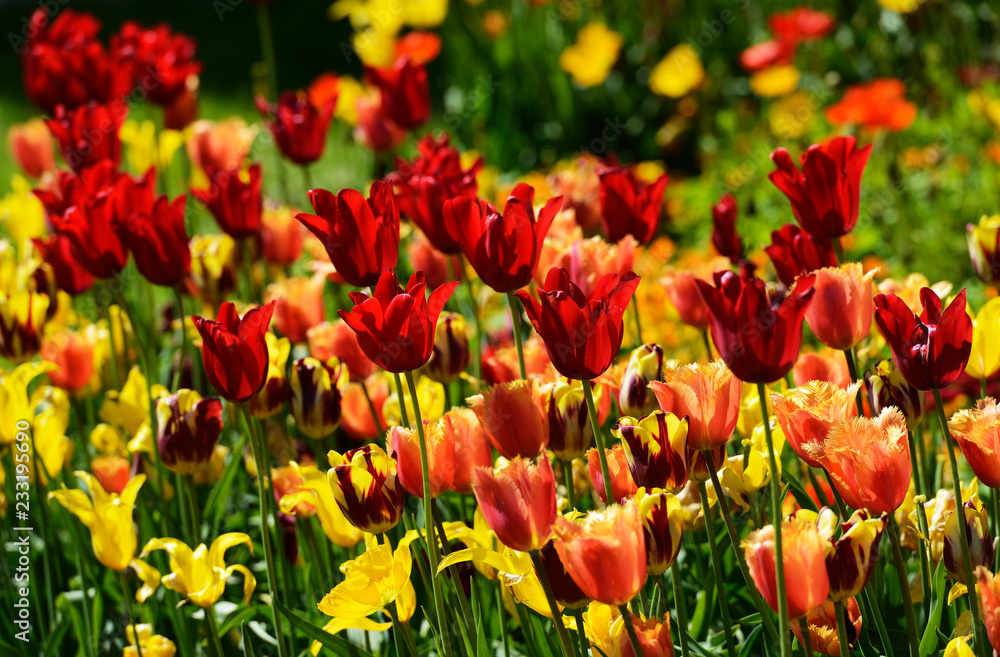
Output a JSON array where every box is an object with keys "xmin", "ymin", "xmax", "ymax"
[
  {"xmin": 701, "ymin": 330, "xmax": 713, "ymax": 363},
  {"xmin": 833, "ymin": 237, "xmax": 845, "ymax": 263},
  {"xmin": 529, "ymin": 550, "xmax": 576, "ymax": 657},
  {"xmin": 119, "ymin": 571, "xmax": 144, "ymax": 657},
  {"xmin": 360, "ymin": 381, "xmax": 384, "ymax": 437},
  {"xmin": 631, "ymin": 295, "xmax": 643, "ymax": 346},
  {"xmin": 570, "ymin": 608, "xmax": 588, "ymax": 657},
  {"xmin": 757, "ymin": 382, "xmax": 791, "ymax": 657},
  {"xmin": 507, "ymin": 291, "xmax": 527, "ymax": 380},
  {"xmin": 843, "ymin": 348, "xmax": 865, "ymax": 417},
  {"xmin": 914, "ymin": 497, "xmax": 934, "ymax": 615},
  {"xmin": 240, "ymin": 404, "xmax": 288, "ymax": 657},
  {"xmin": 393, "ymin": 372, "xmax": 410, "ymax": 428},
  {"xmin": 906, "ymin": 427, "xmax": 924, "ymax": 499},
  {"xmin": 172, "ymin": 286, "xmax": 201, "ymax": 393},
  {"xmin": 887, "ymin": 515, "xmax": 919, "ymax": 657},
  {"xmin": 670, "ymin": 566, "xmax": 690, "ymax": 657},
  {"xmin": 581, "ymin": 380, "xmax": 614, "ymax": 504},
  {"xmin": 834, "ymin": 600, "xmax": 850, "ymax": 657},
  {"xmin": 561, "ymin": 460, "xmax": 575, "ymax": 509},
  {"xmin": 255, "ymin": 2, "xmax": 278, "ymax": 100},
  {"xmin": 74, "ymin": 549, "xmax": 96, "ymax": 657},
  {"xmin": 704, "ymin": 450, "xmax": 779, "ymax": 643},
  {"xmin": 697, "ymin": 480, "xmax": 737, "ymax": 657},
  {"xmin": 797, "ymin": 616, "xmax": 813, "ymax": 656},
  {"xmin": 934, "ymin": 388, "xmax": 988, "ymax": 657},
  {"xmin": 404, "ymin": 370, "xmax": 452, "ymax": 657},
  {"xmin": 617, "ymin": 605, "xmax": 645, "ymax": 657},
  {"xmin": 205, "ymin": 606, "xmax": 225, "ymax": 657},
  {"xmin": 302, "ymin": 164, "xmax": 313, "ymax": 194},
  {"xmin": 386, "ymin": 601, "xmax": 412, "ymax": 657},
  {"xmin": 458, "ymin": 254, "xmax": 482, "ymax": 390},
  {"xmin": 103, "ymin": 284, "xmax": 122, "ymax": 390}
]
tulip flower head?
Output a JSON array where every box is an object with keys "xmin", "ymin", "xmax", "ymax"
[
  {"xmin": 192, "ymin": 301, "xmax": 276, "ymax": 403},
  {"xmin": 424, "ymin": 311, "xmax": 470, "ymax": 383},
  {"xmin": 248, "ymin": 332, "xmax": 290, "ymax": 419},
  {"xmin": 517, "ymin": 266, "xmax": 640, "ymax": 381},
  {"xmin": 538, "ymin": 540, "xmax": 590, "ymax": 609},
  {"xmin": 966, "ymin": 297, "xmax": 1000, "ymax": 381},
  {"xmin": 636, "ymin": 488, "xmax": 683, "ymax": 576},
  {"xmin": 473, "ymin": 456, "xmax": 557, "ymax": 553},
  {"xmin": 31, "ymin": 233, "xmax": 95, "ymax": 295},
  {"xmin": 191, "ymin": 163, "xmax": 263, "ymax": 239},
  {"xmin": 443, "ymin": 406, "xmax": 493, "ymax": 494},
  {"xmin": 943, "ymin": 489, "xmax": 994, "ymax": 585},
  {"xmin": 597, "ymin": 165, "xmax": 669, "ymax": 245},
  {"xmin": 950, "ymin": 398, "xmax": 1000, "ymax": 488},
  {"xmin": 265, "ymin": 275, "xmax": 326, "ymax": 345},
  {"xmin": 338, "ymin": 270, "xmax": 458, "ymax": 374},
  {"xmin": 770, "ymin": 380, "xmax": 860, "ymax": 468},
  {"xmin": 317, "ymin": 535, "xmax": 414, "ymax": 627},
  {"xmin": 968, "ymin": 214, "xmax": 1000, "ymax": 284},
  {"xmin": 588, "ymin": 444, "xmax": 639, "ymax": 504},
  {"xmin": 115, "ymin": 194, "xmax": 191, "ymax": 288},
  {"xmin": 364, "ymin": 56, "xmax": 431, "ymax": 130},
  {"xmin": 289, "ymin": 356, "xmax": 347, "ymax": 439},
  {"xmin": 468, "ymin": 378, "xmax": 549, "ymax": 459},
  {"xmin": 613, "ymin": 412, "xmax": 689, "ymax": 492},
  {"xmin": 696, "ymin": 271, "xmax": 815, "ymax": 384},
  {"xmin": 141, "ymin": 533, "xmax": 256, "ymax": 607},
  {"xmin": 618, "ymin": 343, "xmax": 664, "ymax": 418},
  {"xmin": 47, "ymin": 101, "xmax": 128, "ymax": 172},
  {"xmin": 765, "ymin": 223, "xmax": 839, "ymax": 287},
  {"xmin": 0, "ymin": 290, "xmax": 47, "ymax": 363},
  {"xmin": 873, "ymin": 287, "xmax": 973, "ymax": 391},
  {"xmin": 547, "ymin": 378, "xmax": 611, "ymax": 461},
  {"xmin": 865, "ymin": 359, "xmax": 926, "ymax": 429},
  {"xmin": 790, "ymin": 598, "xmax": 862, "ymax": 657},
  {"xmin": 328, "ymin": 444, "xmax": 404, "ymax": 534},
  {"xmin": 296, "ymin": 181, "xmax": 400, "ymax": 288},
  {"xmin": 278, "ymin": 461, "xmax": 363, "ymax": 548},
  {"xmin": 711, "ymin": 193, "xmax": 742, "ymax": 261},
  {"xmin": 619, "ymin": 611, "xmax": 673, "ymax": 657},
  {"xmin": 553, "ymin": 499, "xmax": 646, "ymax": 605},
  {"xmin": 811, "ymin": 508, "xmax": 887, "ymax": 601},
  {"xmin": 388, "ymin": 420, "xmax": 455, "ymax": 498},
  {"xmin": 256, "ymin": 90, "xmax": 336, "ymax": 165},
  {"xmin": 975, "ymin": 566, "xmax": 1000, "ymax": 652},
  {"xmin": 650, "ymin": 360, "xmax": 742, "ymax": 451},
  {"xmin": 805, "ymin": 263, "xmax": 875, "ymax": 350},
  {"xmin": 744, "ymin": 515, "xmax": 830, "ymax": 619},
  {"xmin": 156, "ymin": 389, "xmax": 223, "ymax": 475},
  {"xmin": 124, "ymin": 624, "xmax": 177, "ymax": 657}
]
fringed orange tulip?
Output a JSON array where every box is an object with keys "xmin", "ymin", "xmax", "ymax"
[
  {"xmin": 770, "ymin": 381, "xmax": 860, "ymax": 468},
  {"xmin": 444, "ymin": 407, "xmax": 493, "ymax": 495},
  {"xmin": 472, "ymin": 456, "xmax": 557, "ymax": 553},
  {"xmin": 649, "ymin": 360, "xmax": 741, "ymax": 451},
  {"xmin": 587, "ymin": 444, "xmax": 638, "ymax": 504},
  {"xmin": 744, "ymin": 516, "xmax": 830, "ymax": 619},
  {"xmin": 976, "ymin": 566, "xmax": 1000, "ymax": 652},
  {"xmin": 468, "ymin": 379, "xmax": 549, "ymax": 459},
  {"xmin": 554, "ymin": 499, "xmax": 646, "ymax": 605},
  {"xmin": 387, "ymin": 420, "xmax": 455, "ymax": 498},
  {"xmin": 619, "ymin": 612, "xmax": 673, "ymax": 657},
  {"xmin": 950, "ymin": 398, "xmax": 1000, "ymax": 488},
  {"xmin": 790, "ymin": 598, "xmax": 862, "ymax": 656},
  {"xmin": 804, "ymin": 263, "xmax": 875, "ymax": 350}
]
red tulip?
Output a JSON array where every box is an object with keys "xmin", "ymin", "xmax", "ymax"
[
  {"xmin": 696, "ymin": 271, "xmax": 815, "ymax": 384},
  {"xmin": 516, "ymin": 266, "xmax": 640, "ymax": 380},
  {"xmin": 587, "ymin": 445, "xmax": 638, "ymax": 504},
  {"xmin": 765, "ymin": 224, "xmax": 838, "ymax": 287},
  {"xmin": 473, "ymin": 456, "xmax": 557, "ymax": 553},
  {"xmin": 768, "ymin": 8, "xmax": 836, "ymax": 44},
  {"xmin": 34, "ymin": 160, "xmax": 118, "ymax": 220},
  {"xmin": 598, "ymin": 166, "xmax": 668, "ymax": 244},
  {"xmin": 711, "ymin": 193, "xmax": 742, "ymax": 261},
  {"xmin": 192, "ymin": 301, "xmax": 276, "ymax": 403},
  {"xmin": 389, "ymin": 133, "xmax": 483, "ymax": 254},
  {"xmin": 256, "ymin": 90, "xmax": 336, "ymax": 165},
  {"xmin": 296, "ymin": 181, "xmax": 400, "ymax": 288},
  {"xmin": 47, "ymin": 102, "xmax": 128, "ymax": 172},
  {"xmin": 442, "ymin": 183, "xmax": 563, "ymax": 293},
  {"xmin": 31, "ymin": 234, "xmax": 94, "ymax": 295},
  {"xmin": 115, "ymin": 195, "xmax": 190, "ymax": 287},
  {"xmin": 768, "ymin": 136, "xmax": 872, "ymax": 240},
  {"xmin": 740, "ymin": 39, "xmax": 797, "ymax": 72},
  {"xmin": 364, "ymin": 56, "xmax": 431, "ymax": 130},
  {"xmin": 873, "ymin": 287, "xmax": 972, "ymax": 391},
  {"xmin": 338, "ymin": 271, "xmax": 458, "ymax": 373},
  {"xmin": 50, "ymin": 193, "xmax": 125, "ymax": 280},
  {"xmin": 192, "ymin": 164, "xmax": 263, "ymax": 239},
  {"xmin": 111, "ymin": 21, "xmax": 202, "ymax": 107}
]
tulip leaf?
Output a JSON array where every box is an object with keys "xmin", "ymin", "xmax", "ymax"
[
  {"xmin": 781, "ymin": 469, "xmax": 817, "ymax": 512},
  {"xmin": 241, "ymin": 621, "xmax": 254, "ymax": 657},
  {"xmin": 737, "ymin": 625, "xmax": 764, "ymax": 657},
  {"xmin": 204, "ymin": 434, "xmax": 248, "ymax": 528},
  {"xmin": 735, "ymin": 612, "xmax": 762, "ymax": 626},
  {"xmin": 274, "ymin": 599, "xmax": 376, "ymax": 657},
  {"xmin": 470, "ymin": 579, "xmax": 490, "ymax": 657},
  {"xmin": 218, "ymin": 605, "xmax": 259, "ymax": 637},
  {"xmin": 42, "ymin": 616, "xmax": 71, "ymax": 657},
  {"xmin": 919, "ymin": 557, "xmax": 947, "ymax": 657}
]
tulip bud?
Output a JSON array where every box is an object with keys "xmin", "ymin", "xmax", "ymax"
[
  {"xmin": 424, "ymin": 312, "xmax": 470, "ymax": 384},
  {"xmin": 469, "ymin": 379, "xmax": 549, "ymax": 459},
  {"xmin": 587, "ymin": 444, "xmax": 638, "ymax": 504},
  {"xmin": 156, "ymin": 390, "xmax": 224, "ymax": 474},
  {"xmin": 967, "ymin": 214, "xmax": 1000, "ymax": 284},
  {"xmin": 248, "ymin": 333, "xmax": 290, "ymax": 419},
  {"xmin": 944, "ymin": 497, "xmax": 994, "ymax": 585},
  {"xmin": 388, "ymin": 420, "xmax": 455, "ymax": 498},
  {"xmin": 825, "ymin": 509, "xmax": 886, "ymax": 601},
  {"xmin": 328, "ymin": 444, "xmax": 404, "ymax": 533},
  {"xmin": 744, "ymin": 516, "xmax": 830, "ymax": 620},
  {"xmin": 618, "ymin": 344, "xmax": 663, "ymax": 418},
  {"xmin": 91, "ymin": 455, "xmax": 133, "ymax": 495},
  {"xmin": 2, "ymin": 290, "xmax": 48, "ymax": 363},
  {"xmin": 8, "ymin": 119, "xmax": 55, "ymax": 179},
  {"xmin": 636, "ymin": 488, "xmax": 683, "ymax": 576},
  {"xmin": 290, "ymin": 357, "xmax": 347, "ymax": 440},
  {"xmin": 613, "ymin": 412, "xmax": 689, "ymax": 492},
  {"xmin": 472, "ymin": 456, "xmax": 557, "ymax": 553},
  {"xmin": 188, "ymin": 233, "xmax": 238, "ymax": 305},
  {"xmin": 547, "ymin": 379, "xmax": 610, "ymax": 461},
  {"xmin": 865, "ymin": 359, "xmax": 926, "ymax": 429},
  {"xmin": 790, "ymin": 598, "xmax": 862, "ymax": 657}
]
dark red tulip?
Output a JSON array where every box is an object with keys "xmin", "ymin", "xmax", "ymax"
[
  {"xmin": 191, "ymin": 164, "xmax": 263, "ymax": 239},
  {"xmin": 364, "ymin": 56, "xmax": 431, "ymax": 130},
  {"xmin": 598, "ymin": 166, "xmax": 668, "ymax": 244},
  {"xmin": 389, "ymin": 133, "xmax": 483, "ymax": 254},
  {"xmin": 116, "ymin": 195, "xmax": 191, "ymax": 287},
  {"xmin": 873, "ymin": 287, "xmax": 973, "ymax": 391},
  {"xmin": 696, "ymin": 271, "xmax": 815, "ymax": 384},
  {"xmin": 164, "ymin": 84, "xmax": 199, "ymax": 131},
  {"xmin": 31, "ymin": 234, "xmax": 95, "ymax": 295},
  {"xmin": 19, "ymin": 9, "xmax": 133, "ymax": 113},
  {"xmin": 34, "ymin": 160, "xmax": 120, "ymax": 221},
  {"xmin": 296, "ymin": 180, "xmax": 400, "ymax": 288},
  {"xmin": 47, "ymin": 102, "xmax": 128, "ymax": 173},
  {"xmin": 111, "ymin": 21, "xmax": 202, "ymax": 107},
  {"xmin": 338, "ymin": 271, "xmax": 458, "ymax": 374},
  {"xmin": 157, "ymin": 390, "xmax": 223, "ymax": 474},
  {"xmin": 768, "ymin": 136, "xmax": 873, "ymax": 239},
  {"xmin": 516, "ymin": 266, "xmax": 641, "ymax": 381},
  {"xmin": 442, "ymin": 183, "xmax": 563, "ymax": 293},
  {"xmin": 192, "ymin": 301, "xmax": 276, "ymax": 403},
  {"xmin": 765, "ymin": 224, "xmax": 838, "ymax": 286},
  {"xmin": 256, "ymin": 90, "xmax": 336, "ymax": 165},
  {"xmin": 711, "ymin": 193, "xmax": 742, "ymax": 261}
]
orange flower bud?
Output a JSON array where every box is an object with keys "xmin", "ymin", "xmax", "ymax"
[
  {"xmin": 91, "ymin": 455, "xmax": 132, "ymax": 495},
  {"xmin": 387, "ymin": 420, "xmax": 455, "ymax": 498},
  {"xmin": 650, "ymin": 360, "xmax": 741, "ymax": 451},
  {"xmin": 554, "ymin": 499, "xmax": 646, "ymax": 605},
  {"xmin": 444, "ymin": 407, "xmax": 492, "ymax": 495},
  {"xmin": 469, "ymin": 379, "xmax": 549, "ymax": 459},
  {"xmin": 41, "ymin": 329, "xmax": 95, "ymax": 392},
  {"xmin": 472, "ymin": 456, "xmax": 557, "ymax": 553},
  {"xmin": 804, "ymin": 263, "xmax": 875, "ymax": 350},
  {"xmin": 771, "ymin": 381, "xmax": 860, "ymax": 468},
  {"xmin": 744, "ymin": 516, "xmax": 830, "ymax": 619},
  {"xmin": 8, "ymin": 119, "xmax": 55, "ymax": 178},
  {"xmin": 587, "ymin": 444, "xmax": 638, "ymax": 504},
  {"xmin": 619, "ymin": 612, "xmax": 673, "ymax": 657}
]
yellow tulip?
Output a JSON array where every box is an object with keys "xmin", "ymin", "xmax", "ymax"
[
  {"xmin": 49, "ymin": 472, "xmax": 146, "ymax": 572},
  {"xmin": 649, "ymin": 44, "xmax": 705, "ymax": 98},
  {"xmin": 750, "ymin": 66, "xmax": 801, "ymax": 98},
  {"xmin": 559, "ymin": 23, "xmax": 623, "ymax": 88},
  {"xmin": 876, "ymin": 0, "xmax": 925, "ymax": 12},
  {"xmin": 583, "ymin": 601, "xmax": 624, "ymax": 657},
  {"xmin": 383, "ymin": 375, "xmax": 445, "ymax": 426},
  {"xmin": 966, "ymin": 297, "xmax": 1000, "ymax": 380},
  {"xmin": 101, "ymin": 366, "xmax": 168, "ymax": 436},
  {"xmin": 317, "ymin": 535, "xmax": 411, "ymax": 627},
  {"xmin": 278, "ymin": 461, "xmax": 363, "ymax": 548},
  {"xmin": 944, "ymin": 635, "xmax": 975, "ymax": 657},
  {"xmin": 91, "ymin": 423, "xmax": 129, "ymax": 455},
  {"xmin": 0, "ymin": 175, "xmax": 46, "ymax": 249},
  {"xmin": 141, "ymin": 533, "xmax": 256, "ymax": 607},
  {"xmin": 1, "ymin": 361, "xmax": 55, "ymax": 444},
  {"xmin": 334, "ymin": 76, "xmax": 364, "ymax": 126},
  {"xmin": 119, "ymin": 120, "xmax": 185, "ymax": 175},
  {"xmin": 124, "ymin": 624, "xmax": 177, "ymax": 657},
  {"xmin": 717, "ymin": 417, "xmax": 785, "ymax": 512},
  {"xmin": 30, "ymin": 386, "xmax": 74, "ymax": 483}
]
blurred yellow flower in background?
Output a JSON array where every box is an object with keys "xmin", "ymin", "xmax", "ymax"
[
  {"xmin": 119, "ymin": 120, "xmax": 186, "ymax": 175},
  {"xmin": 0, "ymin": 175, "xmax": 46, "ymax": 250},
  {"xmin": 769, "ymin": 91, "xmax": 816, "ymax": 139},
  {"xmin": 876, "ymin": 0, "xmax": 927, "ymax": 13},
  {"xmin": 649, "ymin": 44, "xmax": 705, "ymax": 98},
  {"xmin": 124, "ymin": 625, "xmax": 176, "ymax": 657},
  {"xmin": 559, "ymin": 23, "xmax": 623, "ymax": 88},
  {"xmin": 750, "ymin": 65, "xmax": 800, "ymax": 97}
]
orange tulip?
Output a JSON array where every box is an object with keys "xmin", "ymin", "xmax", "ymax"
[
  {"xmin": 744, "ymin": 516, "xmax": 830, "ymax": 619},
  {"xmin": 472, "ymin": 456, "xmax": 557, "ymax": 553},
  {"xmin": 662, "ymin": 270, "xmax": 710, "ymax": 329},
  {"xmin": 804, "ymin": 263, "xmax": 875, "ymax": 350},
  {"xmin": 468, "ymin": 379, "xmax": 549, "ymax": 459},
  {"xmin": 619, "ymin": 612, "xmax": 673, "ymax": 657},
  {"xmin": 976, "ymin": 566, "xmax": 1000, "ymax": 652},
  {"xmin": 770, "ymin": 381, "xmax": 860, "ymax": 468},
  {"xmin": 340, "ymin": 375, "xmax": 387, "ymax": 441},
  {"xmin": 554, "ymin": 499, "xmax": 646, "ymax": 605},
  {"xmin": 186, "ymin": 118, "xmax": 255, "ymax": 173},
  {"xmin": 42, "ymin": 330, "xmax": 95, "ymax": 393},
  {"xmin": 91, "ymin": 455, "xmax": 132, "ymax": 495},
  {"xmin": 790, "ymin": 598, "xmax": 862, "ymax": 656},
  {"xmin": 387, "ymin": 420, "xmax": 455, "ymax": 498},
  {"xmin": 271, "ymin": 464, "xmax": 315, "ymax": 516},
  {"xmin": 307, "ymin": 320, "xmax": 378, "ymax": 383},
  {"xmin": 443, "ymin": 407, "xmax": 493, "ymax": 495},
  {"xmin": 261, "ymin": 204, "xmax": 305, "ymax": 267},
  {"xmin": 8, "ymin": 118, "xmax": 55, "ymax": 178},
  {"xmin": 587, "ymin": 444, "xmax": 638, "ymax": 503},
  {"xmin": 265, "ymin": 275, "xmax": 325, "ymax": 344},
  {"xmin": 811, "ymin": 407, "xmax": 911, "ymax": 515},
  {"xmin": 793, "ymin": 349, "xmax": 852, "ymax": 389},
  {"xmin": 949, "ymin": 397, "xmax": 1000, "ymax": 488},
  {"xmin": 650, "ymin": 360, "xmax": 742, "ymax": 450}
]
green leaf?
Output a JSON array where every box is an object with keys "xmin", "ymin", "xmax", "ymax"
[
  {"xmin": 470, "ymin": 579, "xmax": 489, "ymax": 657},
  {"xmin": 734, "ymin": 612, "xmax": 762, "ymax": 626},
  {"xmin": 55, "ymin": 594, "xmax": 86, "ymax": 657},
  {"xmin": 218, "ymin": 605, "xmax": 259, "ymax": 637},
  {"xmin": 919, "ymin": 557, "xmax": 947, "ymax": 657},
  {"xmin": 781, "ymin": 470, "xmax": 818, "ymax": 512},
  {"xmin": 241, "ymin": 621, "xmax": 254, "ymax": 657},
  {"xmin": 738, "ymin": 625, "xmax": 764, "ymax": 657},
  {"xmin": 204, "ymin": 434, "xmax": 248, "ymax": 529},
  {"xmin": 43, "ymin": 616, "xmax": 71, "ymax": 657},
  {"xmin": 273, "ymin": 599, "xmax": 375, "ymax": 657}
]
